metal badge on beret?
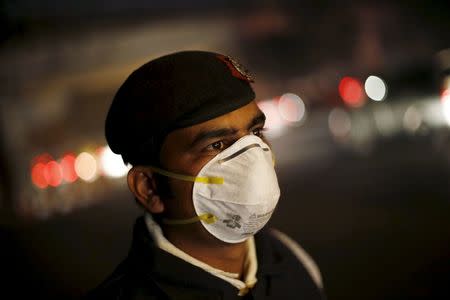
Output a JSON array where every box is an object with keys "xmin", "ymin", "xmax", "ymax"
[{"xmin": 216, "ymin": 54, "xmax": 254, "ymax": 83}]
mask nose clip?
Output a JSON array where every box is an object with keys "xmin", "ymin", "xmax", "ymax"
[{"xmin": 217, "ymin": 143, "xmax": 270, "ymax": 164}]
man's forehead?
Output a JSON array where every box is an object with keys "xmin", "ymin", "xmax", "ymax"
[
  {"xmin": 186, "ymin": 102, "xmax": 262, "ymax": 132},
  {"xmin": 169, "ymin": 102, "xmax": 263, "ymax": 141}
]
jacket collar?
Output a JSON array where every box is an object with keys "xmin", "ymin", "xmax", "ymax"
[{"xmin": 127, "ymin": 217, "xmax": 289, "ymax": 298}]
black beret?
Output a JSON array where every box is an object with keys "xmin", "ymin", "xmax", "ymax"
[{"xmin": 105, "ymin": 50, "xmax": 255, "ymax": 165}]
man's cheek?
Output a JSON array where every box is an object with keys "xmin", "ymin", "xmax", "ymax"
[{"xmin": 168, "ymin": 180, "xmax": 196, "ymax": 216}]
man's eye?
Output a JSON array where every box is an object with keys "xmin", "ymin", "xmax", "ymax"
[{"xmin": 206, "ymin": 141, "xmax": 225, "ymax": 151}]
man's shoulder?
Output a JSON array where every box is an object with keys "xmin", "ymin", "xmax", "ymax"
[
  {"xmin": 84, "ymin": 257, "xmax": 163, "ymax": 300},
  {"xmin": 84, "ymin": 259, "xmax": 134, "ymax": 299},
  {"xmin": 257, "ymin": 228, "xmax": 324, "ymax": 290}
]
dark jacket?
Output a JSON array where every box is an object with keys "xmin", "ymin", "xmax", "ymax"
[{"xmin": 86, "ymin": 217, "xmax": 325, "ymax": 300}]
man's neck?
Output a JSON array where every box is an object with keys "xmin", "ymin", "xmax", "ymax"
[{"xmin": 161, "ymin": 223, "xmax": 247, "ymax": 275}]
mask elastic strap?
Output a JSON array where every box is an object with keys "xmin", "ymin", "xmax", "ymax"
[
  {"xmin": 163, "ymin": 213, "xmax": 217, "ymax": 225},
  {"xmin": 149, "ymin": 166, "xmax": 224, "ymax": 184}
]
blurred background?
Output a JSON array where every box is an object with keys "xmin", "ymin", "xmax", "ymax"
[{"xmin": 1, "ymin": 0, "xmax": 450, "ymax": 299}]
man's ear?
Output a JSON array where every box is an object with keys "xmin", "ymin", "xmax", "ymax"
[{"xmin": 127, "ymin": 166, "xmax": 164, "ymax": 214}]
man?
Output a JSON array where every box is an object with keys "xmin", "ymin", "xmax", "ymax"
[{"xmin": 88, "ymin": 51, "xmax": 325, "ymax": 299}]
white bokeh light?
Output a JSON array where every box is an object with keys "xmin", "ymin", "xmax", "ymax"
[
  {"xmin": 75, "ymin": 152, "xmax": 98, "ymax": 182},
  {"xmin": 443, "ymin": 96, "xmax": 450, "ymax": 126},
  {"xmin": 441, "ymin": 88, "xmax": 450, "ymax": 126},
  {"xmin": 403, "ymin": 106, "xmax": 422, "ymax": 132},
  {"xmin": 328, "ymin": 108, "xmax": 352, "ymax": 138},
  {"xmin": 99, "ymin": 146, "xmax": 131, "ymax": 178},
  {"xmin": 373, "ymin": 104, "xmax": 396, "ymax": 136},
  {"xmin": 257, "ymin": 99, "xmax": 285, "ymax": 138},
  {"xmin": 278, "ymin": 93, "xmax": 306, "ymax": 123},
  {"xmin": 365, "ymin": 75, "xmax": 387, "ymax": 101}
]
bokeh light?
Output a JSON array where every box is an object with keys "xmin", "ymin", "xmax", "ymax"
[
  {"xmin": 257, "ymin": 99, "xmax": 285, "ymax": 137},
  {"xmin": 328, "ymin": 108, "xmax": 352, "ymax": 139},
  {"xmin": 278, "ymin": 93, "xmax": 306, "ymax": 123},
  {"xmin": 44, "ymin": 161, "xmax": 63, "ymax": 187},
  {"xmin": 339, "ymin": 77, "xmax": 365, "ymax": 107},
  {"xmin": 60, "ymin": 153, "xmax": 78, "ymax": 183},
  {"xmin": 32, "ymin": 153, "xmax": 53, "ymax": 165},
  {"xmin": 31, "ymin": 153, "xmax": 54, "ymax": 189},
  {"xmin": 365, "ymin": 75, "xmax": 387, "ymax": 101},
  {"xmin": 99, "ymin": 146, "xmax": 130, "ymax": 178},
  {"xmin": 75, "ymin": 152, "xmax": 98, "ymax": 182},
  {"xmin": 442, "ymin": 90, "xmax": 450, "ymax": 126},
  {"xmin": 403, "ymin": 106, "xmax": 422, "ymax": 132},
  {"xmin": 442, "ymin": 89, "xmax": 450, "ymax": 102},
  {"xmin": 373, "ymin": 104, "xmax": 396, "ymax": 136},
  {"xmin": 31, "ymin": 162, "xmax": 48, "ymax": 189},
  {"xmin": 442, "ymin": 95, "xmax": 450, "ymax": 126}
]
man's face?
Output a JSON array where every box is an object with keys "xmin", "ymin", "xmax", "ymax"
[{"xmin": 158, "ymin": 100, "xmax": 267, "ymax": 221}]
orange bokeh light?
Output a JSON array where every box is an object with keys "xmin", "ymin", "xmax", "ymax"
[
  {"xmin": 43, "ymin": 161, "xmax": 63, "ymax": 187},
  {"xmin": 31, "ymin": 162, "xmax": 48, "ymax": 189},
  {"xmin": 60, "ymin": 153, "xmax": 78, "ymax": 183}
]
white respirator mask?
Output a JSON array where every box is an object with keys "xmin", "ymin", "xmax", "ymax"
[{"xmin": 150, "ymin": 135, "xmax": 280, "ymax": 243}]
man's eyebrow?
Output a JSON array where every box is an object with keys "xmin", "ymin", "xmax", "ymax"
[
  {"xmin": 190, "ymin": 128, "xmax": 237, "ymax": 148},
  {"xmin": 247, "ymin": 112, "xmax": 266, "ymax": 129}
]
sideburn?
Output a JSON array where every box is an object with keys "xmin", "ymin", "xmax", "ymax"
[{"xmin": 154, "ymin": 172, "xmax": 175, "ymax": 199}]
